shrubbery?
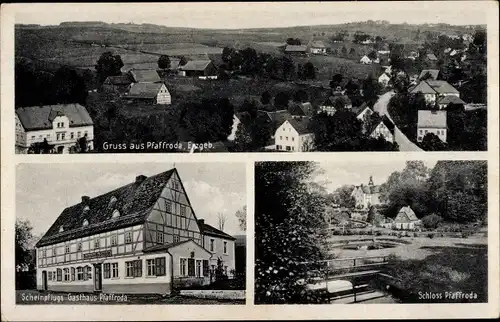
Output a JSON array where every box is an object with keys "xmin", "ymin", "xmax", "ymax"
[{"xmin": 421, "ymin": 214, "xmax": 443, "ymax": 230}]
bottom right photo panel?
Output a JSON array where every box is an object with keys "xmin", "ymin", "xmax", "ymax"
[{"xmin": 254, "ymin": 160, "xmax": 487, "ymax": 304}]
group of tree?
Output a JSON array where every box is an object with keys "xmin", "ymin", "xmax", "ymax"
[
  {"xmin": 255, "ymin": 162, "xmax": 329, "ymax": 303},
  {"xmin": 296, "ymin": 62, "xmax": 316, "ymax": 80},
  {"xmin": 233, "ymin": 99, "xmax": 273, "ymax": 152},
  {"xmin": 95, "ymin": 51, "xmax": 124, "ymax": 84},
  {"xmin": 286, "ymin": 38, "xmax": 302, "ymax": 46},
  {"xmin": 379, "ymin": 160, "xmax": 487, "ymax": 225},
  {"xmin": 330, "ymin": 31, "xmax": 348, "ymax": 42},
  {"xmin": 352, "ymin": 32, "xmax": 372, "ymax": 44}
]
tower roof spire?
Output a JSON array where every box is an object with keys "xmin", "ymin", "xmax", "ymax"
[{"xmin": 368, "ymin": 175, "xmax": 374, "ymax": 186}]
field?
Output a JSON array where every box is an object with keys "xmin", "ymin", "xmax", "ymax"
[{"xmin": 293, "ymin": 55, "xmax": 381, "ymax": 81}]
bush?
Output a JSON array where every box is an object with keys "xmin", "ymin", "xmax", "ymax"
[
  {"xmin": 421, "ymin": 214, "xmax": 443, "ymax": 229},
  {"xmin": 375, "ymin": 231, "xmax": 383, "ymax": 236},
  {"xmin": 461, "ymin": 232, "xmax": 469, "ymax": 239},
  {"xmin": 427, "ymin": 233, "xmax": 435, "ymax": 239},
  {"xmin": 413, "ymin": 232, "xmax": 419, "ymax": 237}
]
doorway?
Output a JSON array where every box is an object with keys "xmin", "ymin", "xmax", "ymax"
[
  {"xmin": 42, "ymin": 270, "xmax": 48, "ymax": 291},
  {"xmin": 93, "ymin": 264, "xmax": 102, "ymax": 291}
]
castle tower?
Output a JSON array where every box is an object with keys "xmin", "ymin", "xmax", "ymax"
[{"xmin": 368, "ymin": 175, "xmax": 374, "ymax": 186}]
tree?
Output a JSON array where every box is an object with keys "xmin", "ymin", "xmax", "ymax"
[
  {"xmin": 293, "ymin": 90, "xmax": 308, "ymax": 103},
  {"xmin": 235, "ymin": 206, "xmax": 247, "ymax": 231},
  {"xmin": 51, "ymin": 66, "xmax": 88, "ymax": 105},
  {"xmin": 302, "ymin": 62, "xmax": 316, "ymax": 80},
  {"xmin": 286, "ymin": 38, "xmax": 301, "ymax": 45},
  {"xmin": 158, "ymin": 55, "xmax": 171, "ymax": 70},
  {"xmin": 217, "ymin": 212, "xmax": 227, "ymax": 231},
  {"xmin": 333, "ymin": 185, "xmax": 356, "ymax": 208},
  {"xmin": 234, "ymin": 117, "xmax": 273, "ymax": 151},
  {"xmin": 349, "ymin": 48, "xmax": 356, "ymax": 55},
  {"xmin": 95, "ymin": 52, "xmax": 124, "ymax": 84},
  {"xmin": 362, "ymin": 76, "xmax": 380, "ymax": 104},
  {"xmin": 420, "ymin": 133, "xmax": 447, "ymax": 151},
  {"xmin": 222, "ymin": 46, "xmax": 235, "ymax": 63},
  {"xmin": 16, "ymin": 219, "xmax": 35, "ymax": 271},
  {"xmin": 367, "ymin": 205, "xmax": 376, "ymax": 225},
  {"xmin": 367, "ymin": 50, "xmax": 377, "ymax": 60},
  {"xmin": 274, "ymin": 91, "xmax": 290, "ymax": 109},
  {"xmin": 77, "ymin": 134, "xmax": 89, "ymax": 153},
  {"xmin": 261, "ymin": 91, "xmax": 272, "ymax": 105},
  {"xmin": 421, "ymin": 214, "xmax": 443, "ymax": 229},
  {"xmin": 330, "ymin": 74, "xmax": 343, "ymax": 89},
  {"xmin": 255, "ymin": 162, "xmax": 329, "ymax": 304},
  {"xmin": 179, "ymin": 56, "xmax": 188, "ymax": 66},
  {"xmin": 29, "ymin": 139, "xmax": 54, "ymax": 154},
  {"xmin": 341, "ymin": 46, "xmax": 348, "ymax": 55},
  {"xmin": 311, "ymin": 109, "xmax": 364, "ymax": 151}
]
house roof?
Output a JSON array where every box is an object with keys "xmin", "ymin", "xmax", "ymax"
[
  {"xmin": 128, "ymin": 69, "xmax": 161, "ymax": 83},
  {"xmin": 368, "ymin": 115, "xmax": 395, "ymax": 135},
  {"xmin": 409, "ymin": 80, "xmax": 437, "ymax": 94},
  {"xmin": 36, "ymin": 169, "xmax": 176, "ymax": 247},
  {"xmin": 396, "ymin": 206, "xmax": 419, "ymax": 222},
  {"xmin": 200, "ymin": 222, "xmax": 236, "ymax": 240},
  {"xmin": 351, "ymin": 103, "xmax": 371, "ymax": 117},
  {"xmin": 285, "ymin": 45, "xmax": 307, "ymax": 52},
  {"xmin": 258, "ymin": 109, "xmax": 292, "ymax": 125},
  {"xmin": 285, "ymin": 117, "xmax": 311, "ymax": 135},
  {"xmin": 322, "ymin": 95, "xmax": 352, "ymax": 108},
  {"xmin": 104, "ymin": 75, "xmax": 132, "ymax": 85},
  {"xmin": 418, "ymin": 69, "xmax": 440, "ymax": 81},
  {"xmin": 309, "ymin": 40, "xmax": 326, "ymax": 48},
  {"xmin": 16, "ymin": 104, "xmax": 94, "ymax": 131},
  {"xmin": 288, "ymin": 102, "xmax": 313, "ymax": 117},
  {"xmin": 417, "ymin": 110, "xmax": 447, "ymax": 128},
  {"xmin": 426, "ymin": 53, "xmax": 438, "ymax": 61},
  {"xmin": 437, "ymin": 95, "xmax": 466, "ymax": 105},
  {"xmin": 425, "ymin": 80, "xmax": 459, "ymax": 94},
  {"xmin": 179, "ymin": 60, "xmax": 213, "ymax": 71},
  {"xmin": 355, "ymin": 184, "xmax": 381, "ymax": 194},
  {"xmin": 127, "ymin": 83, "xmax": 166, "ymax": 99}
]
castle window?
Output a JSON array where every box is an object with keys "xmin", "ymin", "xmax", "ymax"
[{"xmin": 82, "ymin": 219, "xmax": 89, "ymax": 227}]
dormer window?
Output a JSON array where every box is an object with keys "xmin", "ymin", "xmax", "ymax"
[
  {"xmin": 59, "ymin": 225, "xmax": 64, "ymax": 232},
  {"xmin": 82, "ymin": 219, "xmax": 89, "ymax": 227},
  {"xmin": 83, "ymin": 205, "xmax": 90, "ymax": 214},
  {"xmin": 112, "ymin": 209, "xmax": 120, "ymax": 219}
]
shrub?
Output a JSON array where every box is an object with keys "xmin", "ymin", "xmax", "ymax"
[
  {"xmin": 375, "ymin": 231, "xmax": 382, "ymax": 236},
  {"xmin": 461, "ymin": 232, "xmax": 469, "ymax": 239},
  {"xmin": 427, "ymin": 233, "xmax": 435, "ymax": 239},
  {"xmin": 421, "ymin": 214, "xmax": 443, "ymax": 229},
  {"xmin": 413, "ymin": 232, "xmax": 419, "ymax": 237}
]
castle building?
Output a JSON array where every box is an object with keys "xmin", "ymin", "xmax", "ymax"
[
  {"xmin": 350, "ymin": 176, "xmax": 382, "ymax": 209},
  {"xmin": 35, "ymin": 168, "xmax": 236, "ymax": 294}
]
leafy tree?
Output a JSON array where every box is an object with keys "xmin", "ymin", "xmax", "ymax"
[
  {"xmin": 29, "ymin": 139, "xmax": 54, "ymax": 154},
  {"xmin": 293, "ymin": 90, "xmax": 308, "ymax": 103},
  {"xmin": 51, "ymin": 66, "xmax": 88, "ymax": 105},
  {"xmin": 261, "ymin": 91, "xmax": 272, "ymax": 105},
  {"xmin": 16, "ymin": 219, "xmax": 35, "ymax": 271},
  {"xmin": 234, "ymin": 117, "xmax": 272, "ymax": 151},
  {"xmin": 179, "ymin": 56, "xmax": 188, "ymax": 66},
  {"xmin": 95, "ymin": 52, "xmax": 124, "ymax": 84},
  {"xmin": 330, "ymin": 74, "xmax": 343, "ymax": 88},
  {"xmin": 349, "ymin": 48, "xmax": 356, "ymax": 55},
  {"xmin": 158, "ymin": 55, "xmax": 171, "ymax": 70},
  {"xmin": 420, "ymin": 132, "xmax": 447, "ymax": 151},
  {"xmin": 367, "ymin": 50, "xmax": 377, "ymax": 60},
  {"xmin": 367, "ymin": 205, "xmax": 376, "ymax": 225},
  {"xmin": 274, "ymin": 91, "xmax": 290, "ymax": 109},
  {"xmin": 421, "ymin": 214, "xmax": 443, "ymax": 229},
  {"xmin": 341, "ymin": 46, "xmax": 348, "ymax": 55},
  {"xmin": 362, "ymin": 76, "xmax": 380, "ymax": 104},
  {"xmin": 255, "ymin": 162, "xmax": 329, "ymax": 304},
  {"xmin": 77, "ymin": 134, "xmax": 89, "ymax": 153},
  {"xmin": 302, "ymin": 62, "xmax": 316, "ymax": 80},
  {"xmin": 286, "ymin": 38, "xmax": 302, "ymax": 45},
  {"xmin": 311, "ymin": 109, "xmax": 364, "ymax": 151},
  {"xmin": 235, "ymin": 206, "xmax": 247, "ymax": 231},
  {"xmin": 333, "ymin": 185, "xmax": 356, "ymax": 208},
  {"xmin": 222, "ymin": 46, "xmax": 235, "ymax": 63}
]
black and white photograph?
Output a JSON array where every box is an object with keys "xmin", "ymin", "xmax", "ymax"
[
  {"xmin": 254, "ymin": 160, "xmax": 488, "ymax": 304},
  {"xmin": 12, "ymin": 2, "xmax": 487, "ymax": 153},
  {"xmin": 15, "ymin": 163, "xmax": 247, "ymax": 304}
]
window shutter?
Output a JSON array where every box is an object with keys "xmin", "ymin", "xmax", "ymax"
[
  {"xmin": 203, "ymin": 260, "xmax": 209, "ymax": 277},
  {"xmin": 188, "ymin": 258, "xmax": 195, "ymax": 277},
  {"xmin": 155, "ymin": 257, "xmax": 166, "ymax": 276}
]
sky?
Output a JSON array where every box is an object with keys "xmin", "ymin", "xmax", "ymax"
[
  {"xmin": 16, "ymin": 162, "xmax": 246, "ymax": 239},
  {"xmin": 12, "ymin": 2, "xmax": 487, "ymax": 29},
  {"xmin": 312, "ymin": 159, "xmax": 438, "ymax": 193}
]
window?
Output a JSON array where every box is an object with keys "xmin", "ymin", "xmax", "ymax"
[
  {"xmin": 165, "ymin": 201, "xmax": 172, "ymax": 213},
  {"xmin": 173, "ymin": 181, "xmax": 179, "ymax": 190},
  {"xmin": 147, "ymin": 259, "xmax": 156, "ymax": 276},
  {"xmin": 48, "ymin": 272, "xmax": 52, "ymax": 281},
  {"xmin": 77, "ymin": 267, "xmax": 84, "ymax": 280},
  {"xmin": 43, "ymin": 249, "xmax": 47, "ymax": 258},
  {"xmin": 94, "ymin": 239, "xmax": 100, "ymax": 249},
  {"xmin": 188, "ymin": 258, "xmax": 195, "ymax": 277},
  {"xmin": 112, "ymin": 210, "xmax": 120, "ymax": 218},
  {"xmin": 126, "ymin": 261, "xmax": 134, "ymax": 277},
  {"xmin": 63, "ymin": 268, "xmax": 70, "ymax": 281},
  {"xmin": 180, "ymin": 258, "xmax": 187, "ymax": 276},
  {"xmin": 61, "ymin": 133, "xmax": 65, "ymax": 140},
  {"xmin": 285, "ymin": 136, "xmax": 288, "ymax": 140},
  {"xmin": 103, "ymin": 263, "xmax": 111, "ymax": 279},
  {"xmin": 111, "ymin": 263, "xmax": 119, "ymax": 278},
  {"xmin": 54, "ymin": 247, "xmax": 57, "ymax": 255},
  {"xmin": 292, "ymin": 137, "xmax": 295, "ymax": 141},
  {"xmin": 65, "ymin": 245, "xmax": 70, "ymax": 253},
  {"xmin": 56, "ymin": 268, "xmax": 62, "ymax": 281},
  {"xmin": 196, "ymin": 260, "xmax": 202, "ymax": 277},
  {"xmin": 125, "ymin": 232, "xmax": 132, "ymax": 244},
  {"xmin": 286, "ymin": 146, "xmax": 291, "ymax": 151},
  {"xmin": 209, "ymin": 238, "xmax": 215, "ymax": 252},
  {"xmin": 173, "ymin": 235, "xmax": 180, "ymax": 243},
  {"xmin": 203, "ymin": 260, "xmax": 209, "ymax": 277},
  {"xmin": 156, "ymin": 231, "xmax": 164, "ymax": 244},
  {"xmin": 223, "ymin": 241, "xmax": 228, "ymax": 254},
  {"xmin": 82, "ymin": 219, "xmax": 89, "ymax": 227},
  {"xmin": 70, "ymin": 132, "xmax": 74, "ymax": 139},
  {"xmin": 77, "ymin": 242, "xmax": 82, "ymax": 252},
  {"xmin": 111, "ymin": 235, "xmax": 118, "ymax": 246},
  {"xmin": 134, "ymin": 260, "xmax": 142, "ymax": 277},
  {"xmin": 280, "ymin": 136, "xmax": 282, "ymax": 140},
  {"xmin": 155, "ymin": 257, "xmax": 166, "ymax": 276},
  {"xmin": 77, "ymin": 131, "xmax": 81, "ymax": 138},
  {"xmin": 31, "ymin": 136, "xmax": 35, "ymax": 140},
  {"xmin": 86, "ymin": 266, "xmax": 92, "ymax": 280},
  {"xmin": 180, "ymin": 205, "xmax": 186, "ymax": 217},
  {"xmin": 71, "ymin": 267, "xmax": 75, "ymax": 281}
]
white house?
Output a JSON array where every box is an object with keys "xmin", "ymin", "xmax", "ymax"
[
  {"xmin": 35, "ymin": 168, "xmax": 236, "ymax": 294},
  {"xmin": 318, "ymin": 95, "xmax": 352, "ymax": 115},
  {"xmin": 275, "ymin": 117, "xmax": 314, "ymax": 152},
  {"xmin": 360, "ymin": 55, "xmax": 373, "ymax": 64},
  {"xmin": 368, "ymin": 116, "xmax": 395, "ymax": 143},
  {"xmin": 126, "ymin": 83, "xmax": 171, "ymax": 105},
  {"xmin": 409, "ymin": 80, "xmax": 460, "ymax": 105},
  {"xmin": 417, "ymin": 110, "xmax": 447, "ymax": 143},
  {"xmin": 378, "ymin": 73, "xmax": 391, "ymax": 87},
  {"xmin": 308, "ymin": 40, "xmax": 327, "ymax": 54},
  {"xmin": 393, "ymin": 206, "xmax": 420, "ymax": 230},
  {"xmin": 15, "ymin": 104, "xmax": 94, "ymax": 154}
]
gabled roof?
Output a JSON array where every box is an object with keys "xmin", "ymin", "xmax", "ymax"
[
  {"xmin": 128, "ymin": 69, "xmax": 161, "ymax": 83},
  {"xmin": 283, "ymin": 117, "xmax": 312, "ymax": 135},
  {"xmin": 351, "ymin": 103, "xmax": 371, "ymax": 117},
  {"xmin": 425, "ymin": 80, "xmax": 459, "ymax": 94},
  {"xmin": 16, "ymin": 104, "xmax": 93, "ymax": 131},
  {"xmin": 409, "ymin": 80, "xmax": 436, "ymax": 94},
  {"xmin": 127, "ymin": 83, "xmax": 166, "ymax": 99},
  {"xmin": 285, "ymin": 45, "xmax": 307, "ymax": 52},
  {"xmin": 258, "ymin": 109, "xmax": 292, "ymax": 125},
  {"xmin": 418, "ymin": 69, "xmax": 440, "ymax": 81},
  {"xmin": 288, "ymin": 102, "xmax": 313, "ymax": 117},
  {"xmin": 369, "ymin": 115, "xmax": 395, "ymax": 135},
  {"xmin": 417, "ymin": 110, "xmax": 447, "ymax": 128},
  {"xmin": 396, "ymin": 206, "xmax": 419, "ymax": 222},
  {"xmin": 354, "ymin": 184, "xmax": 381, "ymax": 194},
  {"xmin": 309, "ymin": 40, "xmax": 326, "ymax": 48},
  {"xmin": 200, "ymin": 222, "xmax": 236, "ymax": 240},
  {"xmin": 179, "ymin": 60, "xmax": 213, "ymax": 71},
  {"xmin": 104, "ymin": 75, "xmax": 132, "ymax": 85},
  {"xmin": 36, "ymin": 169, "xmax": 176, "ymax": 247},
  {"xmin": 321, "ymin": 95, "xmax": 352, "ymax": 108},
  {"xmin": 437, "ymin": 95, "xmax": 466, "ymax": 105},
  {"xmin": 426, "ymin": 53, "xmax": 438, "ymax": 61}
]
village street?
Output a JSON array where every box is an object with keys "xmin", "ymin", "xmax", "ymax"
[{"xmin": 373, "ymin": 91, "xmax": 423, "ymax": 152}]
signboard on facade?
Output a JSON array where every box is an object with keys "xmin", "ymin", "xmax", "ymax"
[{"xmin": 83, "ymin": 250, "xmax": 112, "ymax": 260}]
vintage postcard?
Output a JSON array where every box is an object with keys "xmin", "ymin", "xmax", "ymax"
[{"xmin": 1, "ymin": 1, "xmax": 499, "ymax": 321}]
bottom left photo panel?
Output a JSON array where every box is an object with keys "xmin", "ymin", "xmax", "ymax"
[{"xmin": 15, "ymin": 162, "xmax": 247, "ymax": 305}]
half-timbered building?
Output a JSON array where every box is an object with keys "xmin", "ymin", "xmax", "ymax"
[{"xmin": 35, "ymin": 168, "xmax": 236, "ymax": 294}]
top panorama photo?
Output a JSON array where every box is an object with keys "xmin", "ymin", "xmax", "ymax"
[{"xmin": 14, "ymin": 4, "xmax": 487, "ymax": 153}]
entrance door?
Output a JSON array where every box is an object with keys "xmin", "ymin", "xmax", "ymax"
[
  {"xmin": 93, "ymin": 264, "xmax": 102, "ymax": 291},
  {"xmin": 42, "ymin": 271, "xmax": 48, "ymax": 291}
]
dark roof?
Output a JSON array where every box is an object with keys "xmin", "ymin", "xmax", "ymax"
[
  {"xmin": 104, "ymin": 75, "xmax": 132, "ymax": 85},
  {"xmin": 437, "ymin": 95, "xmax": 466, "ymax": 105},
  {"xmin": 309, "ymin": 40, "xmax": 326, "ymax": 48},
  {"xmin": 127, "ymin": 83, "xmax": 166, "ymax": 99},
  {"xmin": 321, "ymin": 95, "xmax": 352, "ymax": 108},
  {"xmin": 285, "ymin": 117, "xmax": 312, "ymax": 135},
  {"xmin": 367, "ymin": 115, "xmax": 395, "ymax": 136},
  {"xmin": 285, "ymin": 45, "xmax": 307, "ymax": 52},
  {"xmin": 180, "ymin": 60, "xmax": 213, "ymax": 71},
  {"xmin": 36, "ymin": 169, "xmax": 176, "ymax": 247},
  {"xmin": 200, "ymin": 222, "xmax": 236, "ymax": 240},
  {"xmin": 418, "ymin": 69, "xmax": 440, "ymax": 81},
  {"xmin": 356, "ymin": 184, "xmax": 381, "ymax": 194},
  {"xmin": 258, "ymin": 109, "xmax": 292, "ymax": 125},
  {"xmin": 129, "ymin": 69, "xmax": 161, "ymax": 83},
  {"xmin": 16, "ymin": 104, "xmax": 93, "ymax": 131},
  {"xmin": 351, "ymin": 102, "xmax": 371, "ymax": 117},
  {"xmin": 425, "ymin": 80, "xmax": 459, "ymax": 94}
]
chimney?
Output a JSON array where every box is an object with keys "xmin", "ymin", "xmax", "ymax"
[
  {"xmin": 135, "ymin": 175, "xmax": 147, "ymax": 184},
  {"xmin": 81, "ymin": 196, "xmax": 90, "ymax": 204},
  {"xmin": 198, "ymin": 219, "xmax": 205, "ymax": 226}
]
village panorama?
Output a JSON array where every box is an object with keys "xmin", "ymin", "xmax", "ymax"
[
  {"xmin": 254, "ymin": 160, "xmax": 487, "ymax": 304},
  {"xmin": 14, "ymin": 20, "xmax": 486, "ymax": 153}
]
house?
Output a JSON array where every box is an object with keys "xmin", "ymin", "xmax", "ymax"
[
  {"xmin": 418, "ymin": 69, "xmax": 440, "ymax": 81},
  {"xmin": 15, "ymin": 104, "xmax": 94, "ymax": 154},
  {"xmin": 102, "ymin": 75, "xmax": 132, "ymax": 93},
  {"xmin": 178, "ymin": 60, "xmax": 218, "ymax": 78},
  {"xmin": 275, "ymin": 117, "xmax": 314, "ymax": 152},
  {"xmin": 126, "ymin": 83, "xmax": 171, "ymax": 105},
  {"xmin": 35, "ymin": 168, "xmax": 236, "ymax": 294},
  {"xmin": 417, "ymin": 110, "xmax": 447, "ymax": 143},
  {"xmin": 367, "ymin": 116, "xmax": 395, "ymax": 143},
  {"xmin": 227, "ymin": 112, "xmax": 251, "ymax": 141},
  {"xmin": 257, "ymin": 109, "xmax": 292, "ymax": 131},
  {"xmin": 288, "ymin": 101, "xmax": 314, "ymax": 117},
  {"xmin": 378, "ymin": 73, "xmax": 391, "ymax": 87},
  {"xmin": 436, "ymin": 95, "xmax": 466, "ymax": 109},
  {"xmin": 308, "ymin": 40, "xmax": 327, "ymax": 55},
  {"xmin": 409, "ymin": 80, "xmax": 460, "ymax": 105},
  {"xmin": 318, "ymin": 95, "xmax": 352, "ymax": 115},
  {"xmin": 360, "ymin": 55, "xmax": 373, "ymax": 64},
  {"xmin": 351, "ymin": 176, "xmax": 383, "ymax": 209},
  {"xmin": 425, "ymin": 53, "xmax": 438, "ymax": 61},
  {"xmin": 351, "ymin": 103, "xmax": 374, "ymax": 123},
  {"xmin": 199, "ymin": 219, "xmax": 236, "ymax": 276},
  {"xmin": 393, "ymin": 206, "xmax": 420, "ymax": 230},
  {"xmin": 128, "ymin": 69, "xmax": 162, "ymax": 83},
  {"xmin": 284, "ymin": 45, "xmax": 308, "ymax": 56}
]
